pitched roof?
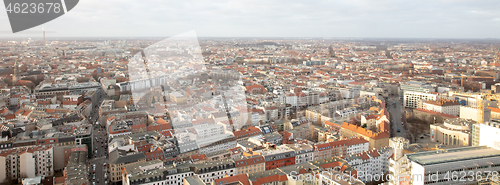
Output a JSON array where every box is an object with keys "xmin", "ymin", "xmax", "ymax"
[
  {"xmin": 235, "ymin": 156, "xmax": 265, "ymax": 167},
  {"xmin": 341, "ymin": 122, "xmax": 390, "ymax": 139},
  {"xmin": 251, "ymin": 174, "xmax": 287, "ymax": 185},
  {"xmin": 213, "ymin": 174, "xmax": 251, "ymax": 185},
  {"xmin": 233, "ymin": 126, "xmax": 262, "ymax": 139}
]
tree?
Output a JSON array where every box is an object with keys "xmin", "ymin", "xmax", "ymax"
[{"xmin": 361, "ymin": 124, "xmax": 367, "ymax": 128}]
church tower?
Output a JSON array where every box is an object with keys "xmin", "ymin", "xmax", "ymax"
[
  {"xmin": 13, "ymin": 61, "xmax": 19, "ymax": 83},
  {"xmin": 328, "ymin": 45, "xmax": 335, "ymax": 58},
  {"xmin": 408, "ymin": 62, "xmax": 414, "ymax": 76}
]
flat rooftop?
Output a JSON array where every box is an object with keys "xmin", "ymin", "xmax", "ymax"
[{"xmin": 408, "ymin": 146, "xmax": 500, "ymax": 165}]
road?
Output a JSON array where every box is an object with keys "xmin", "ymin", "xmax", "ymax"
[
  {"xmin": 90, "ymin": 97, "xmax": 109, "ymax": 185},
  {"xmin": 387, "ymin": 96, "xmax": 407, "ymax": 138}
]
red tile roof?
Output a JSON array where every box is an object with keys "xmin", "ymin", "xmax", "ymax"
[
  {"xmin": 190, "ymin": 154, "xmax": 207, "ymax": 162},
  {"xmin": 341, "ymin": 122, "xmax": 390, "ymax": 139},
  {"xmin": 233, "ymin": 126, "xmax": 262, "ymax": 139},
  {"xmin": 488, "ymin": 107, "xmax": 500, "ymax": 113}
]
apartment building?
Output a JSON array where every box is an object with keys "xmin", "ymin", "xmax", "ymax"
[
  {"xmin": 313, "ymin": 137, "xmax": 369, "ymax": 160},
  {"xmin": 194, "ymin": 124, "xmax": 224, "ymax": 139},
  {"xmin": 399, "ymin": 82, "xmax": 434, "ymax": 100},
  {"xmin": 283, "ymin": 143, "xmax": 314, "ymax": 164},
  {"xmin": 343, "ymin": 147, "xmax": 393, "ymax": 183},
  {"xmin": 423, "ymin": 99, "xmax": 460, "ymax": 116},
  {"xmin": 234, "ymin": 156, "xmax": 265, "ymax": 174},
  {"xmin": 123, "ymin": 162, "xmax": 194, "ymax": 185},
  {"xmin": 197, "ymin": 134, "xmax": 237, "ymax": 154},
  {"xmin": 336, "ymin": 107, "xmax": 358, "ymax": 118},
  {"xmin": 0, "ymin": 145, "xmax": 54, "ymax": 183},
  {"xmin": 192, "ymin": 160, "xmax": 237, "ymax": 184},
  {"xmin": 109, "ymin": 150, "xmax": 147, "ymax": 183},
  {"xmin": 259, "ymin": 147, "xmax": 296, "ymax": 170},
  {"xmin": 404, "ymin": 91, "xmax": 438, "ymax": 109},
  {"xmin": 285, "ymin": 93, "xmax": 297, "ymax": 107}
]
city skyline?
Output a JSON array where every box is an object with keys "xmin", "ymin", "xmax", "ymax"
[{"xmin": 1, "ymin": 0, "xmax": 500, "ymax": 38}]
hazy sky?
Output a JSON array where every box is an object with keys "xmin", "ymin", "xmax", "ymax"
[{"xmin": 1, "ymin": 0, "xmax": 500, "ymax": 38}]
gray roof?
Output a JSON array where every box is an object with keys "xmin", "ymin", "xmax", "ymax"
[
  {"xmin": 407, "ymin": 146, "xmax": 500, "ymax": 165},
  {"xmin": 109, "ymin": 150, "xmax": 146, "ymax": 164}
]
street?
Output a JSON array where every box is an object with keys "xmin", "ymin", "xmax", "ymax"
[
  {"xmin": 90, "ymin": 98, "xmax": 109, "ymax": 185},
  {"xmin": 387, "ymin": 96, "xmax": 407, "ymax": 138}
]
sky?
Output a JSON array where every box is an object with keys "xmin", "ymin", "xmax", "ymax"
[{"xmin": 1, "ymin": 0, "xmax": 500, "ymax": 38}]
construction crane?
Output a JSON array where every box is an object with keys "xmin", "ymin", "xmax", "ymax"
[{"xmin": 477, "ymin": 93, "xmax": 500, "ymax": 123}]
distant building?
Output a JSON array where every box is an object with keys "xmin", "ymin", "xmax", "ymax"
[{"xmin": 303, "ymin": 61, "xmax": 325, "ymax": 66}]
